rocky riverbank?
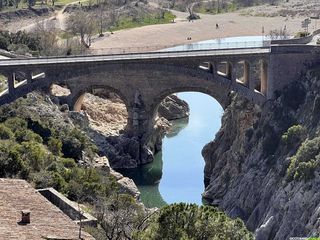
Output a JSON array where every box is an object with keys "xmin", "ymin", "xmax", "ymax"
[{"xmin": 202, "ymin": 69, "xmax": 320, "ymax": 239}]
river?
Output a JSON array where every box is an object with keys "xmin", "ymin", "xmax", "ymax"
[{"xmin": 119, "ymin": 92, "xmax": 223, "ymax": 208}]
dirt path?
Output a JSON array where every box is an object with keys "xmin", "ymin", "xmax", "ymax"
[{"xmin": 16, "ymin": 1, "xmax": 79, "ymax": 32}]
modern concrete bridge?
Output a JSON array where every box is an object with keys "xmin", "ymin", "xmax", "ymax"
[{"xmin": 0, "ymin": 44, "xmax": 318, "ymax": 163}]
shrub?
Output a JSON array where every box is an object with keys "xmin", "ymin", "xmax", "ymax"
[
  {"xmin": 287, "ymin": 137, "xmax": 320, "ymax": 181},
  {"xmin": 61, "ymin": 128, "xmax": 97, "ymax": 160},
  {"xmin": 0, "ymin": 142, "xmax": 28, "ymax": 178},
  {"xmin": 294, "ymin": 31, "xmax": 310, "ymax": 38},
  {"xmin": 0, "ymin": 124, "xmax": 14, "ymax": 139},
  {"xmin": 4, "ymin": 117, "xmax": 28, "ymax": 133},
  {"xmin": 61, "ymin": 158, "xmax": 76, "ymax": 168},
  {"xmin": 27, "ymin": 119, "xmax": 52, "ymax": 142},
  {"xmin": 15, "ymin": 129, "xmax": 43, "ymax": 143},
  {"xmin": 19, "ymin": 141, "xmax": 48, "ymax": 172},
  {"xmin": 48, "ymin": 137, "xmax": 62, "ymax": 156},
  {"xmin": 281, "ymin": 125, "xmax": 306, "ymax": 147}
]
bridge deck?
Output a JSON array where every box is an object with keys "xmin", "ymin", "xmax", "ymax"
[{"xmin": 0, "ymin": 48, "xmax": 270, "ymax": 67}]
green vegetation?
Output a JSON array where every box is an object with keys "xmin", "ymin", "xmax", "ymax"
[
  {"xmin": 0, "ymin": 97, "xmax": 106, "ymax": 200},
  {"xmin": 109, "ymin": 11, "xmax": 175, "ymax": 32},
  {"xmin": 133, "ymin": 203, "xmax": 253, "ymax": 240},
  {"xmin": 0, "ymin": 30, "xmax": 40, "ymax": 54},
  {"xmin": 294, "ymin": 31, "xmax": 310, "ymax": 38},
  {"xmin": 195, "ymin": 2, "xmax": 237, "ymax": 15},
  {"xmin": 281, "ymin": 125, "xmax": 306, "ymax": 147},
  {"xmin": 287, "ymin": 137, "xmax": 320, "ymax": 181}
]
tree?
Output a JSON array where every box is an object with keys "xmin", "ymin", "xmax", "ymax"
[
  {"xmin": 134, "ymin": 203, "xmax": 254, "ymax": 240},
  {"xmin": 96, "ymin": 0, "xmax": 117, "ymax": 37},
  {"xmin": 185, "ymin": 0, "xmax": 199, "ymax": 20},
  {"xmin": 92, "ymin": 193, "xmax": 146, "ymax": 240},
  {"xmin": 67, "ymin": 9, "xmax": 98, "ymax": 48},
  {"xmin": 34, "ymin": 21, "xmax": 60, "ymax": 56}
]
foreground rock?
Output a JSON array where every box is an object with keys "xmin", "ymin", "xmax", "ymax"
[{"xmin": 202, "ymin": 70, "xmax": 320, "ymax": 239}]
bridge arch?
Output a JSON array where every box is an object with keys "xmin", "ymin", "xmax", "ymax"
[{"xmin": 150, "ymin": 86, "xmax": 227, "ymax": 120}]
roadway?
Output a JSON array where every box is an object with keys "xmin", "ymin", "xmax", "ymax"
[{"xmin": 0, "ymin": 48, "xmax": 271, "ymax": 68}]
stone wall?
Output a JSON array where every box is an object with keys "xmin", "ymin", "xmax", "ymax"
[{"xmin": 38, "ymin": 188, "xmax": 97, "ymax": 227}]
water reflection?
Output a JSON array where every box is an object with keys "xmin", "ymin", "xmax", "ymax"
[{"xmin": 166, "ymin": 117, "xmax": 189, "ymax": 138}]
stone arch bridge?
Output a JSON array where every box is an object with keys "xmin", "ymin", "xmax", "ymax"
[{"xmin": 0, "ymin": 45, "xmax": 318, "ymax": 162}]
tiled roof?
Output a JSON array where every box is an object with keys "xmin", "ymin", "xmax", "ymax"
[{"xmin": 0, "ymin": 178, "xmax": 94, "ymax": 240}]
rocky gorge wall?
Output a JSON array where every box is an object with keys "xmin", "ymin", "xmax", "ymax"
[{"xmin": 202, "ymin": 69, "xmax": 320, "ymax": 239}]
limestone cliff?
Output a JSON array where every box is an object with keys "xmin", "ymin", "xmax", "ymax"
[{"xmin": 202, "ymin": 70, "xmax": 320, "ymax": 239}]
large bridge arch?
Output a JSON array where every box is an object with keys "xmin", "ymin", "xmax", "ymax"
[{"xmin": 150, "ymin": 86, "xmax": 228, "ymax": 120}]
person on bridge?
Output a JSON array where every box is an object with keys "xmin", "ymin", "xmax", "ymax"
[{"xmin": 216, "ymin": 23, "xmax": 219, "ymax": 29}]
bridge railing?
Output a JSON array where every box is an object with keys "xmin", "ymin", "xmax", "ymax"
[
  {"xmin": 89, "ymin": 40, "xmax": 271, "ymax": 55},
  {"xmin": 0, "ymin": 47, "xmax": 271, "ymax": 67}
]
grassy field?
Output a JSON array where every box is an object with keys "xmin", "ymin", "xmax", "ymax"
[{"xmin": 109, "ymin": 11, "xmax": 176, "ymax": 32}]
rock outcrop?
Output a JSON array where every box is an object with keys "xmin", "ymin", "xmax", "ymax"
[
  {"xmin": 158, "ymin": 94, "xmax": 189, "ymax": 120},
  {"xmin": 202, "ymin": 69, "xmax": 320, "ymax": 239}
]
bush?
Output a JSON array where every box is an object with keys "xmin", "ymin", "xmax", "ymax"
[
  {"xmin": 27, "ymin": 119, "xmax": 52, "ymax": 142},
  {"xmin": 0, "ymin": 142, "xmax": 28, "ymax": 178},
  {"xmin": 61, "ymin": 158, "xmax": 76, "ymax": 168},
  {"xmin": 15, "ymin": 129, "xmax": 43, "ymax": 143},
  {"xmin": 19, "ymin": 141, "xmax": 48, "ymax": 172},
  {"xmin": 287, "ymin": 137, "xmax": 320, "ymax": 181},
  {"xmin": 281, "ymin": 125, "xmax": 306, "ymax": 147},
  {"xmin": 0, "ymin": 124, "xmax": 14, "ymax": 140},
  {"xmin": 61, "ymin": 128, "xmax": 97, "ymax": 160},
  {"xmin": 4, "ymin": 117, "xmax": 28, "ymax": 133},
  {"xmin": 294, "ymin": 31, "xmax": 310, "ymax": 38},
  {"xmin": 48, "ymin": 137, "xmax": 62, "ymax": 156}
]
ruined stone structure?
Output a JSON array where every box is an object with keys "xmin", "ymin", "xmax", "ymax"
[{"xmin": 0, "ymin": 45, "xmax": 318, "ymax": 162}]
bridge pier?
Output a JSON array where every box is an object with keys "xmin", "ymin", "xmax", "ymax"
[
  {"xmin": 26, "ymin": 71, "xmax": 33, "ymax": 84},
  {"xmin": 243, "ymin": 61, "xmax": 250, "ymax": 87},
  {"xmin": 226, "ymin": 62, "xmax": 232, "ymax": 79},
  {"xmin": 126, "ymin": 90, "xmax": 155, "ymax": 164},
  {"xmin": 231, "ymin": 62, "xmax": 238, "ymax": 84},
  {"xmin": 260, "ymin": 60, "xmax": 268, "ymax": 96},
  {"xmin": 7, "ymin": 73, "xmax": 15, "ymax": 93}
]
